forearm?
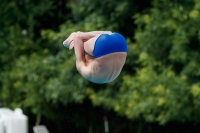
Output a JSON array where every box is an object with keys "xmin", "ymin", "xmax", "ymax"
[
  {"xmin": 74, "ymin": 33, "xmax": 86, "ymax": 64},
  {"xmin": 63, "ymin": 31, "xmax": 99, "ymax": 50}
]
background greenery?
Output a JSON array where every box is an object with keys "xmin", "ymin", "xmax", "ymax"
[{"xmin": 1, "ymin": 0, "xmax": 200, "ymax": 132}]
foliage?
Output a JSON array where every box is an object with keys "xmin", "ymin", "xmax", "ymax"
[
  {"xmin": 1, "ymin": 0, "xmax": 200, "ymax": 132},
  {"xmin": 69, "ymin": 0, "xmax": 151, "ymax": 37},
  {"xmin": 118, "ymin": 0, "xmax": 200, "ymax": 124}
]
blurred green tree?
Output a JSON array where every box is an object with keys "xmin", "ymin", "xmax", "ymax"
[
  {"xmin": 112, "ymin": 0, "xmax": 200, "ymax": 124},
  {"xmin": 2, "ymin": 0, "xmax": 200, "ymax": 132},
  {"xmin": 69, "ymin": 0, "xmax": 151, "ymax": 37}
]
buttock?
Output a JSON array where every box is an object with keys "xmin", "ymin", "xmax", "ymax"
[{"xmin": 93, "ymin": 33, "xmax": 128, "ymax": 58}]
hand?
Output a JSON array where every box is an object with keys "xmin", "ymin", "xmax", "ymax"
[{"xmin": 63, "ymin": 32, "xmax": 76, "ymax": 50}]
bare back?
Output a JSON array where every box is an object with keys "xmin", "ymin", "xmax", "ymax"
[{"xmin": 85, "ymin": 52, "xmax": 127, "ymax": 83}]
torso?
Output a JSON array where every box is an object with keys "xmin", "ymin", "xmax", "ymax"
[{"xmin": 85, "ymin": 52, "xmax": 127, "ymax": 83}]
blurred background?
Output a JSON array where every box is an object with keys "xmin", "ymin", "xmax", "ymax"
[{"xmin": 1, "ymin": 0, "xmax": 200, "ymax": 132}]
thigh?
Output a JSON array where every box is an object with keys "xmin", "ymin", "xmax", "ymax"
[{"xmin": 84, "ymin": 35, "xmax": 100, "ymax": 56}]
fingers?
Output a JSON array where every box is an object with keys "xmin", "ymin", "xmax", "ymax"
[
  {"xmin": 69, "ymin": 41, "xmax": 74, "ymax": 50},
  {"xmin": 63, "ymin": 32, "xmax": 76, "ymax": 48},
  {"xmin": 63, "ymin": 37, "xmax": 73, "ymax": 46},
  {"xmin": 63, "ymin": 31, "xmax": 84, "ymax": 50},
  {"xmin": 63, "ymin": 39, "xmax": 69, "ymax": 45}
]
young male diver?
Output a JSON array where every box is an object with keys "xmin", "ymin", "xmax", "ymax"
[{"xmin": 63, "ymin": 31, "xmax": 128, "ymax": 84}]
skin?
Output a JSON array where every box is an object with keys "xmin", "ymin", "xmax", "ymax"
[{"xmin": 63, "ymin": 31, "xmax": 127, "ymax": 84}]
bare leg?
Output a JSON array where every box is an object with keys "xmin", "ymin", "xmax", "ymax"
[
  {"xmin": 87, "ymin": 31, "xmax": 112, "ymax": 34},
  {"xmin": 83, "ymin": 35, "xmax": 100, "ymax": 56},
  {"xmin": 83, "ymin": 31, "xmax": 112, "ymax": 56},
  {"xmin": 64, "ymin": 31, "xmax": 112, "ymax": 61}
]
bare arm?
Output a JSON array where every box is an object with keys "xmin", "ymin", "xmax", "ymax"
[
  {"xmin": 73, "ymin": 32, "xmax": 98, "ymax": 67},
  {"xmin": 72, "ymin": 31, "xmax": 103, "ymax": 78},
  {"xmin": 63, "ymin": 31, "xmax": 113, "ymax": 63},
  {"xmin": 63, "ymin": 31, "xmax": 113, "ymax": 78},
  {"xmin": 63, "ymin": 31, "xmax": 112, "ymax": 49}
]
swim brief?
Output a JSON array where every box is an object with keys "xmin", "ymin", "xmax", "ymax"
[{"xmin": 93, "ymin": 33, "xmax": 128, "ymax": 58}]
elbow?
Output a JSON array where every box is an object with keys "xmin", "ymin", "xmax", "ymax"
[
  {"xmin": 76, "ymin": 63, "xmax": 91, "ymax": 79},
  {"xmin": 76, "ymin": 62, "xmax": 82, "ymax": 72},
  {"xmin": 76, "ymin": 61, "xmax": 86, "ymax": 73}
]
